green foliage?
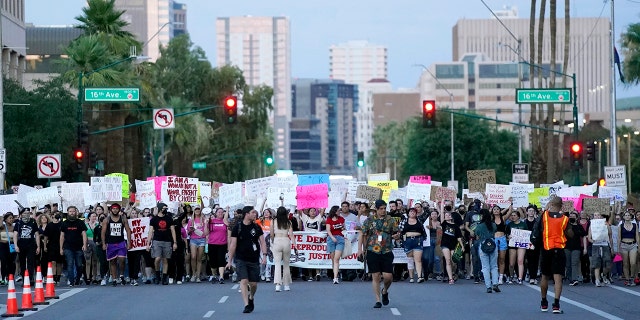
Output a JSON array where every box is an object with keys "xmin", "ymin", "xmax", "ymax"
[
  {"xmin": 621, "ymin": 22, "xmax": 640, "ymax": 85},
  {"xmin": 3, "ymin": 77, "xmax": 77, "ymax": 186}
]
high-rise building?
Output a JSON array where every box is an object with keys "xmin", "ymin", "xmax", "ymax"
[
  {"xmin": 356, "ymin": 79, "xmax": 392, "ymax": 160},
  {"xmin": 451, "ymin": 15, "xmax": 611, "ymax": 121},
  {"xmin": 172, "ymin": 1, "xmax": 186, "ymax": 37},
  {"xmin": 116, "ymin": 0, "xmax": 174, "ymax": 61},
  {"xmin": 1, "ymin": 0, "xmax": 26, "ymax": 82},
  {"xmin": 216, "ymin": 16, "xmax": 291, "ymax": 169},
  {"xmin": 329, "ymin": 40, "xmax": 387, "ymax": 84},
  {"xmin": 291, "ymin": 79, "xmax": 358, "ymax": 175},
  {"xmin": 24, "ymin": 24, "xmax": 82, "ymax": 89}
]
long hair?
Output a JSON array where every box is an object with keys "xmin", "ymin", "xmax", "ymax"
[
  {"xmin": 480, "ymin": 208, "xmax": 493, "ymax": 230},
  {"xmin": 328, "ymin": 206, "xmax": 340, "ymax": 219},
  {"xmin": 275, "ymin": 206, "xmax": 291, "ymax": 230}
]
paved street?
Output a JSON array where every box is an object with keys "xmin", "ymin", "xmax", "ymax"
[{"xmin": 0, "ymin": 276, "xmax": 638, "ymax": 319}]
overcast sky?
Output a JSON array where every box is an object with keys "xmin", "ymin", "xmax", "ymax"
[{"xmin": 26, "ymin": 0, "xmax": 640, "ymax": 97}]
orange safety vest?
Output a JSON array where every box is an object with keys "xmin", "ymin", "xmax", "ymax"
[{"xmin": 542, "ymin": 211, "xmax": 569, "ymax": 250}]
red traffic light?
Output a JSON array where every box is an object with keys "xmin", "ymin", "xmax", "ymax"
[
  {"xmin": 74, "ymin": 150, "xmax": 84, "ymax": 159},
  {"xmin": 225, "ymin": 96, "xmax": 237, "ymax": 110},
  {"xmin": 570, "ymin": 143, "xmax": 581, "ymax": 153},
  {"xmin": 423, "ymin": 100, "xmax": 434, "ymax": 112}
]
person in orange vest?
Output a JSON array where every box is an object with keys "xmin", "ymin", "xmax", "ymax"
[{"xmin": 530, "ymin": 196, "xmax": 574, "ymax": 314}]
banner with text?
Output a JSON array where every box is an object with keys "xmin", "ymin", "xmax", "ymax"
[{"xmin": 128, "ymin": 217, "xmax": 150, "ymax": 251}]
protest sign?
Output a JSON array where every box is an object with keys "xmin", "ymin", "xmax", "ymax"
[
  {"xmin": 298, "ymin": 174, "xmax": 330, "ymax": 188},
  {"xmin": 406, "ymin": 182, "xmax": 431, "ymax": 201},
  {"xmin": 368, "ymin": 180, "xmax": 398, "ymax": 202},
  {"xmin": 528, "ymin": 187, "xmax": 549, "ymax": 208},
  {"xmin": 510, "ymin": 183, "xmax": 534, "ymax": 208},
  {"xmin": 106, "ymin": 173, "xmax": 130, "ymax": 198},
  {"xmin": 26, "ymin": 186, "xmax": 59, "ymax": 208},
  {"xmin": 219, "ymin": 183, "xmax": 243, "ymax": 208},
  {"xmin": 128, "ymin": 217, "xmax": 150, "ymax": 251},
  {"xmin": 582, "ymin": 198, "xmax": 610, "ymax": 216},
  {"xmin": 166, "ymin": 176, "xmax": 198, "ymax": 204},
  {"xmin": 135, "ymin": 180, "xmax": 156, "ymax": 210},
  {"xmin": 244, "ymin": 176, "xmax": 275, "ymax": 202},
  {"xmin": 0, "ymin": 194, "xmax": 19, "ymax": 215},
  {"xmin": 388, "ymin": 187, "xmax": 407, "ymax": 204},
  {"xmin": 276, "ymin": 175, "xmax": 298, "ymax": 188},
  {"xmin": 355, "ymin": 185, "xmax": 383, "ymax": 205},
  {"xmin": 289, "ymin": 231, "xmax": 363, "ymax": 269},
  {"xmin": 147, "ymin": 176, "xmax": 172, "ymax": 201},
  {"xmin": 346, "ymin": 181, "xmax": 367, "ymax": 202},
  {"xmin": 561, "ymin": 200, "xmax": 575, "ymax": 213},
  {"xmin": 590, "ymin": 219, "xmax": 608, "ymax": 242},
  {"xmin": 296, "ymin": 184, "xmax": 329, "ymax": 209},
  {"xmin": 367, "ymin": 173, "xmax": 390, "ymax": 182},
  {"xmin": 508, "ymin": 229, "xmax": 533, "ymax": 249},
  {"xmin": 87, "ymin": 176, "xmax": 123, "ymax": 203},
  {"xmin": 265, "ymin": 187, "xmax": 297, "ymax": 209},
  {"xmin": 409, "ymin": 175, "xmax": 431, "ymax": 184},
  {"xmin": 484, "ymin": 184, "xmax": 512, "ymax": 206},
  {"xmin": 433, "ymin": 186, "xmax": 456, "ymax": 202},
  {"xmin": 198, "ymin": 181, "xmax": 212, "ymax": 206},
  {"xmin": 61, "ymin": 182, "xmax": 90, "ymax": 210},
  {"xmin": 467, "ymin": 169, "xmax": 496, "ymax": 193}
]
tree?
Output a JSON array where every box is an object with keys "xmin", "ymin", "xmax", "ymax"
[{"xmin": 621, "ymin": 22, "xmax": 640, "ymax": 85}]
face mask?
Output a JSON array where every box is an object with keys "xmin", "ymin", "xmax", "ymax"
[
  {"xmin": 444, "ymin": 205, "xmax": 453, "ymax": 212},
  {"xmin": 569, "ymin": 218, "xmax": 576, "ymax": 224},
  {"xmin": 84, "ymin": 212, "xmax": 89, "ymax": 219}
]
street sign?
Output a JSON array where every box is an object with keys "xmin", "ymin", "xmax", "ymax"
[
  {"xmin": 512, "ymin": 163, "xmax": 529, "ymax": 183},
  {"xmin": 0, "ymin": 148, "xmax": 5, "ymax": 173},
  {"xmin": 192, "ymin": 162, "xmax": 206, "ymax": 169},
  {"xmin": 153, "ymin": 108, "xmax": 175, "ymax": 129},
  {"xmin": 515, "ymin": 88, "xmax": 572, "ymax": 104},
  {"xmin": 84, "ymin": 88, "xmax": 140, "ymax": 102},
  {"xmin": 37, "ymin": 154, "xmax": 61, "ymax": 179}
]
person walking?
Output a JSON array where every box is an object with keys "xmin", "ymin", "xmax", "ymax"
[
  {"xmin": 270, "ymin": 207, "xmax": 296, "ymax": 292},
  {"xmin": 101, "ymin": 204, "xmax": 132, "ymax": 286},
  {"xmin": 358, "ymin": 199, "xmax": 399, "ymax": 309},
  {"xmin": 226, "ymin": 206, "xmax": 267, "ymax": 314},
  {"xmin": 147, "ymin": 202, "xmax": 177, "ymax": 285},
  {"xmin": 325, "ymin": 206, "xmax": 345, "ymax": 284},
  {"xmin": 475, "ymin": 209, "xmax": 500, "ymax": 293},
  {"xmin": 13, "ymin": 208, "xmax": 40, "ymax": 284},
  {"xmin": 60, "ymin": 206, "xmax": 87, "ymax": 287},
  {"xmin": 530, "ymin": 196, "xmax": 574, "ymax": 314}
]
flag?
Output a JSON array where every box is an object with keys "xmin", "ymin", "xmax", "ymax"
[{"xmin": 614, "ymin": 47, "xmax": 625, "ymax": 83}]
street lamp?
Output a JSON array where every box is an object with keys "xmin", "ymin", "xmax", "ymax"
[
  {"xmin": 414, "ymin": 64, "xmax": 455, "ymax": 183},
  {"xmin": 622, "ymin": 131, "xmax": 638, "ymax": 192}
]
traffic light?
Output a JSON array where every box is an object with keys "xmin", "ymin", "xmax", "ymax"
[
  {"xmin": 79, "ymin": 121, "xmax": 89, "ymax": 145},
  {"xmin": 73, "ymin": 148, "xmax": 84, "ymax": 170},
  {"xmin": 422, "ymin": 100, "xmax": 436, "ymax": 128},
  {"xmin": 90, "ymin": 152, "xmax": 98, "ymax": 169},
  {"xmin": 265, "ymin": 150, "xmax": 274, "ymax": 166},
  {"xmin": 586, "ymin": 141, "xmax": 596, "ymax": 161},
  {"xmin": 357, "ymin": 152, "xmax": 365, "ymax": 167},
  {"xmin": 569, "ymin": 141, "xmax": 583, "ymax": 168},
  {"xmin": 223, "ymin": 96, "xmax": 238, "ymax": 124},
  {"xmin": 598, "ymin": 177, "xmax": 607, "ymax": 187}
]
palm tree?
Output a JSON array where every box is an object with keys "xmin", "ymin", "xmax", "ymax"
[{"xmin": 621, "ymin": 23, "xmax": 640, "ymax": 85}]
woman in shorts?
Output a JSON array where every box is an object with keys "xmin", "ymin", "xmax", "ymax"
[
  {"xmin": 400, "ymin": 207, "xmax": 427, "ymax": 283},
  {"xmin": 187, "ymin": 206, "xmax": 207, "ymax": 282},
  {"xmin": 325, "ymin": 206, "xmax": 345, "ymax": 284}
]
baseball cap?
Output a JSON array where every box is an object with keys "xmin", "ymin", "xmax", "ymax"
[{"xmin": 157, "ymin": 202, "xmax": 167, "ymax": 210}]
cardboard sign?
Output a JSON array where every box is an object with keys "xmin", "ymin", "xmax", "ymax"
[
  {"xmin": 368, "ymin": 180, "xmax": 398, "ymax": 202},
  {"xmin": 467, "ymin": 169, "xmax": 496, "ymax": 193},
  {"xmin": 582, "ymin": 198, "xmax": 610, "ymax": 216},
  {"xmin": 356, "ymin": 185, "xmax": 383, "ymax": 204},
  {"xmin": 561, "ymin": 200, "xmax": 575, "ymax": 213}
]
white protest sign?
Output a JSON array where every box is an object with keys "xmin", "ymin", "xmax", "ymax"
[
  {"xmin": 16, "ymin": 184, "xmax": 37, "ymax": 208},
  {"xmin": 289, "ymin": 231, "xmax": 363, "ymax": 269},
  {"xmin": 198, "ymin": 181, "xmax": 212, "ymax": 206},
  {"xmin": 389, "ymin": 187, "xmax": 407, "ymax": 205},
  {"xmin": 244, "ymin": 176, "xmax": 276, "ymax": 202},
  {"xmin": 368, "ymin": 173, "xmax": 390, "ymax": 182},
  {"xmin": 135, "ymin": 180, "xmax": 157, "ymax": 210},
  {"xmin": 508, "ymin": 229, "xmax": 533, "ymax": 249},
  {"xmin": 0, "ymin": 194, "xmax": 19, "ymax": 215},
  {"xmin": 166, "ymin": 176, "xmax": 199, "ymax": 204},
  {"xmin": 219, "ymin": 183, "xmax": 243, "ymax": 208},
  {"xmin": 276, "ymin": 174, "xmax": 298, "ymax": 188},
  {"xmin": 406, "ymin": 182, "xmax": 431, "ymax": 201},
  {"xmin": 265, "ymin": 187, "xmax": 296, "ymax": 210},
  {"xmin": 422, "ymin": 219, "xmax": 431, "ymax": 247},
  {"xmin": 590, "ymin": 218, "xmax": 608, "ymax": 242},
  {"xmin": 61, "ymin": 183, "xmax": 90, "ymax": 210},
  {"xmin": 128, "ymin": 217, "xmax": 150, "ymax": 251},
  {"xmin": 328, "ymin": 190, "xmax": 343, "ymax": 208},
  {"xmin": 87, "ymin": 176, "xmax": 123, "ymax": 203},
  {"xmin": 598, "ymin": 186, "xmax": 625, "ymax": 203},
  {"xmin": 485, "ymin": 184, "xmax": 512, "ymax": 206},
  {"xmin": 347, "ymin": 181, "xmax": 367, "ymax": 202},
  {"xmin": 26, "ymin": 186, "xmax": 59, "ymax": 208},
  {"xmin": 509, "ymin": 183, "xmax": 534, "ymax": 208},
  {"xmin": 329, "ymin": 177, "xmax": 353, "ymax": 194}
]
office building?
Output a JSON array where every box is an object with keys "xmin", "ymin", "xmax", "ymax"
[
  {"xmin": 1, "ymin": 0, "xmax": 26, "ymax": 82},
  {"xmin": 172, "ymin": 1, "xmax": 186, "ymax": 37},
  {"xmin": 24, "ymin": 24, "xmax": 82, "ymax": 89},
  {"xmin": 329, "ymin": 40, "xmax": 387, "ymax": 85},
  {"xmin": 216, "ymin": 16, "xmax": 291, "ymax": 169},
  {"xmin": 116, "ymin": 0, "xmax": 173, "ymax": 61}
]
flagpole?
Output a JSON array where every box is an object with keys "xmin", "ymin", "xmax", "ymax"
[{"xmin": 610, "ymin": 0, "xmax": 618, "ymax": 166}]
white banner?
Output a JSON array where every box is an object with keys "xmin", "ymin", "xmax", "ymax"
[
  {"xmin": 508, "ymin": 229, "xmax": 533, "ymax": 249},
  {"xmin": 26, "ymin": 186, "xmax": 59, "ymax": 208},
  {"xmin": 135, "ymin": 180, "xmax": 156, "ymax": 210},
  {"xmin": 16, "ymin": 184, "xmax": 37, "ymax": 208},
  {"xmin": 61, "ymin": 182, "xmax": 90, "ymax": 211},
  {"xmin": 406, "ymin": 182, "xmax": 431, "ymax": 201},
  {"xmin": 86, "ymin": 176, "xmax": 123, "ymax": 204},
  {"xmin": 289, "ymin": 231, "xmax": 363, "ymax": 269},
  {"xmin": 219, "ymin": 183, "xmax": 243, "ymax": 208}
]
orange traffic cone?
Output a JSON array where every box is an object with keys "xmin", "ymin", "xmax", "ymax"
[
  {"xmin": 1, "ymin": 274, "xmax": 24, "ymax": 317},
  {"xmin": 18, "ymin": 270, "xmax": 37, "ymax": 311},
  {"xmin": 45, "ymin": 262, "xmax": 58, "ymax": 300},
  {"xmin": 33, "ymin": 266, "xmax": 49, "ymax": 306}
]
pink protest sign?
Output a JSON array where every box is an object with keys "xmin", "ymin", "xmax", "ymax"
[
  {"xmin": 147, "ymin": 176, "xmax": 173, "ymax": 201},
  {"xmin": 409, "ymin": 175, "xmax": 431, "ymax": 184},
  {"xmin": 296, "ymin": 184, "xmax": 328, "ymax": 209}
]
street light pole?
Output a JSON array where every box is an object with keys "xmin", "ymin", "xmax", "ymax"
[{"xmin": 610, "ymin": 0, "xmax": 618, "ymax": 166}]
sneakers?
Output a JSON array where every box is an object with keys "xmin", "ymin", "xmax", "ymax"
[
  {"xmin": 284, "ymin": 285, "xmax": 290, "ymax": 291},
  {"xmin": 15, "ymin": 275, "xmax": 22, "ymax": 283},
  {"xmin": 449, "ymin": 279, "xmax": 455, "ymax": 285},
  {"xmin": 219, "ymin": 277, "xmax": 224, "ymax": 284},
  {"xmin": 145, "ymin": 279, "xmax": 152, "ymax": 285},
  {"xmin": 517, "ymin": 279, "xmax": 523, "ymax": 285},
  {"xmin": 248, "ymin": 298, "xmax": 254, "ymax": 312},
  {"xmin": 333, "ymin": 278, "xmax": 339, "ymax": 284},
  {"xmin": 275, "ymin": 284, "xmax": 282, "ymax": 292},
  {"xmin": 381, "ymin": 291, "xmax": 389, "ymax": 305},
  {"xmin": 474, "ymin": 276, "xmax": 480, "ymax": 284},
  {"xmin": 260, "ymin": 275, "xmax": 266, "ymax": 281},
  {"xmin": 486, "ymin": 287, "xmax": 493, "ymax": 293},
  {"xmin": 169, "ymin": 278, "xmax": 174, "ymax": 284},
  {"xmin": 603, "ymin": 278, "xmax": 611, "ymax": 285},
  {"xmin": 131, "ymin": 279, "xmax": 138, "ymax": 286},
  {"xmin": 373, "ymin": 302, "xmax": 382, "ymax": 308},
  {"xmin": 569, "ymin": 280, "xmax": 579, "ymax": 286},
  {"xmin": 492, "ymin": 285, "xmax": 501, "ymax": 293},
  {"xmin": 552, "ymin": 303, "xmax": 563, "ymax": 314},
  {"xmin": 265, "ymin": 277, "xmax": 271, "ymax": 282},
  {"xmin": 243, "ymin": 305, "xmax": 252, "ymax": 313},
  {"xmin": 435, "ymin": 275, "xmax": 443, "ymax": 281},
  {"xmin": 409, "ymin": 278, "xmax": 414, "ymax": 283},
  {"xmin": 498, "ymin": 276, "xmax": 504, "ymax": 285},
  {"xmin": 595, "ymin": 279, "xmax": 602, "ymax": 287},
  {"xmin": 465, "ymin": 274, "xmax": 471, "ymax": 280},
  {"xmin": 176, "ymin": 281, "xmax": 183, "ymax": 285},
  {"xmin": 417, "ymin": 277, "xmax": 425, "ymax": 283},
  {"xmin": 111, "ymin": 280, "xmax": 117, "ymax": 287},
  {"xmin": 316, "ymin": 274, "xmax": 321, "ymax": 281},
  {"xmin": 120, "ymin": 275, "xmax": 125, "ymax": 286},
  {"xmin": 540, "ymin": 299, "xmax": 549, "ymax": 312},
  {"xmin": 100, "ymin": 279, "xmax": 107, "ymax": 286},
  {"xmin": 307, "ymin": 277, "xmax": 314, "ymax": 282},
  {"xmin": 162, "ymin": 275, "xmax": 169, "ymax": 285}
]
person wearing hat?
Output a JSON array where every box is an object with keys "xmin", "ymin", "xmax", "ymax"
[
  {"xmin": 226, "ymin": 206, "xmax": 267, "ymax": 313},
  {"xmin": 101, "ymin": 203, "xmax": 132, "ymax": 286},
  {"xmin": 358, "ymin": 199, "xmax": 399, "ymax": 309}
]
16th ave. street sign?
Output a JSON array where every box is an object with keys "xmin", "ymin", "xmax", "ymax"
[
  {"xmin": 515, "ymin": 88, "xmax": 572, "ymax": 104},
  {"xmin": 85, "ymin": 88, "xmax": 140, "ymax": 102}
]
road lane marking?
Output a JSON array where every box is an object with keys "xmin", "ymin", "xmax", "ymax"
[
  {"xmin": 0, "ymin": 288, "xmax": 86, "ymax": 317},
  {"xmin": 203, "ymin": 310, "xmax": 215, "ymax": 318},
  {"xmin": 390, "ymin": 308, "xmax": 401, "ymax": 316},
  {"xmin": 218, "ymin": 296, "xmax": 228, "ymax": 303},
  {"xmin": 526, "ymin": 284, "xmax": 623, "ymax": 320},
  {"xmin": 609, "ymin": 284, "xmax": 640, "ymax": 297},
  {"xmin": 232, "ymin": 284, "xmax": 239, "ymax": 290}
]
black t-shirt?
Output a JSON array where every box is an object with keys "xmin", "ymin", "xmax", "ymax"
[
  {"xmin": 61, "ymin": 219, "xmax": 87, "ymax": 251},
  {"xmin": 150, "ymin": 215, "xmax": 174, "ymax": 242},
  {"xmin": 441, "ymin": 221, "xmax": 462, "ymax": 249},
  {"xmin": 231, "ymin": 221, "xmax": 263, "ymax": 263},
  {"xmin": 43, "ymin": 222, "xmax": 62, "ymax": 249},
  {"xmin": 465, "ymin": 210, "xmax": 483, "ymax": 238},
  {"xmin": 14, "ymin": 219, "xmax": 38, "ymax": 244}
]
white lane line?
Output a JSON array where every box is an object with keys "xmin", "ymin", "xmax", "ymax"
[
  {"xmin": 3, "ymin": 288, "xmax": 87, "ymax": 317},
  {"xmin": 390, "ymin": 308, "xmax": 401, "ymax": 316},
  {"xmin": 218, "ymin": 296, "xmax": 228, "ymax": 303},
  {"xmin": 609, "ymin": 284, "xmax": 640, "ymax": 297},
  {"xmin": 203, "ymin": 310, "xmax": 215, "ymax": 318},
  {"xmin": 526, "ymin": 284, "xmax": 623, "ymax": 320},
  {"xmin": 232, "ymin": 284, "xmax": 239, "ymax": 290}
]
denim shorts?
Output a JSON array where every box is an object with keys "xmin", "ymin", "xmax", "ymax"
[
  {"xmin": 495, "ymin": 235, "xmax": 508, "ymax": 251},
  {"xmin": 326, "ymin": 235, "xmax": 345, "ymax": 253},
  {"xmin": 190, "ymin": 238, "xmax": 206, "ymax": 247},
  {"xmin": 403, "ymin": 236, "xmax": 424, "ymax": 253}
]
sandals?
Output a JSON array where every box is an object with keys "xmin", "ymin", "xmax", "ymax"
[{"xmin": 449, "ymin": 279, "xmax": 455, "ymax": 285}]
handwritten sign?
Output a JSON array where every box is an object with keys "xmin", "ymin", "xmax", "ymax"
[
  {"xmin": 368, "ymin": 180, "xmax": 398, "ymax": 202},
  {"xmin": 128, "ymin": 217, "xmax": 150, "ymax": 251},
  {"xmin": 296, "ymin": 184, "xmax": 329, "ymax": 209},
  {"xmin": 106, "ymin": 173, "xmax": 130, "ymax": 198},
  {"xmin": 510, "ymin": 183, "xmax": 534, "ymax": 208},
  {"xmin": 61, "ymin": 182, "xmax": 90, "ymax": 211},
  {"xmin": 356, "ymin": 185, "xmax": 383, "ymax": 205},
  {"xmin": 166, "ymin": 176, "xmax": 198, "ymax": 204},
  {"xmin": 528, "ymin": 187, "xmax": 549, "ymax": 208},
  {"xmin": 508, "ymin": 229, "xmax": 533, "ymax": 249},
  {"xmin": 298, "ymin": 174, "xmax": 330, "ymax": 188},
  {"xmin": 467, "ymin": 169, "xmax": 496, "ymax": 193},
  {"xmin": 367, "ymin": 173, "xmax": 390, "ymax": 182},
  {"xmin": 266, "ymin": 187, "xmax": 297, "ymax": 209},
  {"xmin": 561, "ymin": 200, "xmax": 575, "ymax": 213},
  {"xmin": 87, "ymin": 176, "xmax": 123, "ymax": 203},
  {"xmin": 198, "ymin": 181, "xmax": 212, "ymax": 206},
  {"xmin": 0, "ymin": 194, "xmax": 19, "ymax": 215},
  {"xmin": 347, "ymin": 181, "xmax": 367, "ymax": 202},
  {"xmin": 219, "ymin": 183, "xmax": 243, "ymax": 208},
  {"xmin": 406, "ymin": 182, "xmax": 431, "ymax": 201},
  {"xmin": 135, "ymin": 180, "xmax": 156, "ymax": 210},
  {"xmin": 147, "ymin": 176, "xmax": 172, "ymax": 201},
  {"xmin": 409, "ymin": 175, "xmax": 431, "ymax": 184},
  {"xmin": 244, "ymin": 176, "xmax": 276, "ymax": 201},
  {"xmin": 582, "ymin": 198, "xmax": 610, "ymax": 216},
  {"xmin": 388, "ymin": 187, "xmax": 407, "ymax": 204},
  {"xmin": 26, "ymin": 186, "xmax": 59, "ymax": 208},
  {"xmin": 485, "ymin": 184, "xmax": 512, "ymax": 206}
]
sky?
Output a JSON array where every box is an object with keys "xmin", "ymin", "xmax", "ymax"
[{"xmin": 26, "ymin": 0, "xmax": 640, "ymax": 97}]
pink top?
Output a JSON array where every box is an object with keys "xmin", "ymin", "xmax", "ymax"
[
  {"xmin": 207, "ymin": 218, "xmax": 227, "ymax": 245},
  {"xmin": 188, "ymin": 216, "xmax": 206, "ymax": 240}
]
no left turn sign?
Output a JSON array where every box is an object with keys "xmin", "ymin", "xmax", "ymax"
[
  {"xmin": 37, "ymin": 154, "xmax": 62, "ymax": 179},
  {"xmin": 153, "ymin": 108, "xmax": 175, "ymax": 129}
]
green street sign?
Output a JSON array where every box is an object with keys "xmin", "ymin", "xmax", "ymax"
[
  {"xmin": 515, "ymin": 88, "xmax": 572, "ymax": 104},
  {"xmin": 84, "ymin": 88, "xmax": 140, "ymax": 102},
  {"xmin": 192, "ymin": 162, "xmax": 206, "ymax": 169}
]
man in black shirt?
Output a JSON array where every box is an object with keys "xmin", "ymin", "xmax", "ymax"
[
  {"xmin": 14, "ymin": 208, "xmax": 40, "ymax": 283},
  {"xmin": 60, "ymin": 206, "xmax": 87, "ymax": 287},
  {"xmin": 226, "ymin": 206, "xmax": 266, "ymax": 314},
  {"xmin": 147, "ymin": 203, "xmax": 177, "ymax": 285}
]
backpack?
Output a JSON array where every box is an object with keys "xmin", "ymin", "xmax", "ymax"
[{"xmin": 480, "ymin": 238, "xmax": 496, "ymax": 254}]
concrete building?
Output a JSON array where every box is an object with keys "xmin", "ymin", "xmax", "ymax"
[
  {"xmin": 371, "ymin": 91, "xmax": 421, "ymax": 128},
  {"xmin": 116, "ymin": 0, "xmax": 173, "ymax": 62},
  {"xmin": 329, "ymin": 40, "xmax": 387, "ymax": 85},
  {"xmin": 216, "ymin": 16, "xmax": 291, "ymax": 169},
  {"xmin": 290, "ymin": 79, "xmax": 358, "ymax": 175},
  {"xmin": 24, "ymin": 24, "xmax": 82, "ymax": 89},
  {"xmin": 172, "ymin": 1, "xmax": 186, "ymax": 37},
  {"xmin": 1, "ymin": 0, "xmax": 26, "ymax": 82},
  {"xmin": 356, "ymin": 79, "xmax": 393, "ymax": 158}
]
